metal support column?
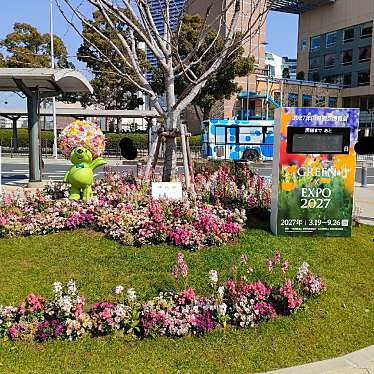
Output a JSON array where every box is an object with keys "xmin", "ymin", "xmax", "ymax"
[
  {"xmin": 12, "ymin": 117, "xmax": 19, "ymax": 153},
  {"xmin": 27, "ymin": 91, "xmax": 42, "ymax": 182}
]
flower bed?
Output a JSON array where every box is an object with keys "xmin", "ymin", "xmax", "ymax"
[
  {"xmin": 0, "ymin": 166, "xmax": 270, "ymax": 250},
  {"xmin": 0, "ymin": 251, "xmax": 325, "ymax": 342}
]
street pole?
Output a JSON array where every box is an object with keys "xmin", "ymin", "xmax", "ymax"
[{"xmin": 50, "ymin": 0, "xmax": 58, "ymax": 159}]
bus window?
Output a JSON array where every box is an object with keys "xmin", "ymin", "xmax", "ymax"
[
  {"xmin": 238, "ymin": 127, "xmax": 262, "ymax": 144},
  {"xmin": 215, "ymin": 126, "xmax": 225, "ymax": 144},
  {"xmin": 226, "ymin": 127, "xmax": 237, "ymax": 144}
]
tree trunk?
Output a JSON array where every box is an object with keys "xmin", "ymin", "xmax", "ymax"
[
  {"xmin": 203, "ymin": 106, "xmax": 211, "ymax": 120},
  {"xmin": 162, "ymin": 133, "xmax": 177, "ymax": 182}
]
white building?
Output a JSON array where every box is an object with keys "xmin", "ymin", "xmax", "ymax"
[{"xmin": 265, "ymin": 52, "xmax": 283, "ymax": 79}]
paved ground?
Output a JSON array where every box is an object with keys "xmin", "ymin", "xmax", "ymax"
[
  {"xmin": 354, "ymin": 184, "xmax": 374, "ymax": 225},
  {"xmin": 260, "ymin": 345, "xmax": 374, "ymax": 374}
]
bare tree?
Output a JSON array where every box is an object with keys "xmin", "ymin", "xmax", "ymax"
[{"xmin": 56, "ymin": 0, "xmax": 272, "ymax": 188}]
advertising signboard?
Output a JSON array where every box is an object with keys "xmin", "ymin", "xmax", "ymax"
[{"xmin": 271, "ymin": 107, "xmax": 359, "ymax": 236}]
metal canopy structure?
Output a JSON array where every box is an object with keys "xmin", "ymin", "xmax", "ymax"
[
  {"xmin": 269, "ymin": 0, "xmax": 335, "ymax": 14},
  {"xmin": 0, "ymin": 108, "xmax": 159, "ymax": 119},
  {"xmin": 0, "ymin": 68, "xmax": 93, "ymax": 186}
]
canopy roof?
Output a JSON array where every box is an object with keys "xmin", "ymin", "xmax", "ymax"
[
  {"xmin": 269, "ymin": 0, "xmax": 335, "ymax": 14},
  {"xmin": 0, "ymin": 108, "xmax": 159, "ymax": 119},
  {"xmin": 0, "ymin": 68, "xmax": 93, "ymax": 94}
]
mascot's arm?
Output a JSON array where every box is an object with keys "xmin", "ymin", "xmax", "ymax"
[
  {"xmin": 63, "ymin": 169, "xmax": 71, "ymax": 183},
  {"xmin": 90, "ymin": 157, "xmax": 107, "ymax": 170}
]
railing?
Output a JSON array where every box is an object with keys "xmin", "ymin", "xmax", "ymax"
[
  {"xmin": 0, "ymin": 137, "xmax": 203, "ymax": 161},
  {"xmin": 357, "ymin": 154, "xmax": 374, "ymax": 166}
]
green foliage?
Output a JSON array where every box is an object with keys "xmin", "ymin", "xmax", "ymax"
[
  {"xmin": 78, "ymin": 10, "xmax": 149, "ymax": 114},
  {"xmin": 0, "ymin": 225, "xmax": 373, "ymax": 372},
  {"xmin": 0, "ymin": 51, "xmax": 6, "ymax": 67},
  {"xmin": 152, "ymin": 15, "xmax": 254, "ymax": 119},
  {"xmin": 282, "ymin": 67, "xmax": 290, "ymax": 79},
  {"xmin": 0, "ymin": 129, "xmax": 201, "ymax": 149},
  {"xmin": 0, "ymin": 22, "xmax": 72, "ymax": 68}
]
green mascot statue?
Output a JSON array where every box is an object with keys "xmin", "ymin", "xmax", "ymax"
[{"xmin": 59, "ymin": 120, "xmax": 106, "ymax": 201}]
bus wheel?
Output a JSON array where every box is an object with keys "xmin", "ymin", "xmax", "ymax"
[{"xmin": 242, "ymin": 148, "xmax": 259, "ymax": 161}]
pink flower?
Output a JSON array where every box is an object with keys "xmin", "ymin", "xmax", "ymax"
[
  {"xmin": 266, "ymin": 258, "xmax": 273, "ymax": 273},
  {"xmin": 171, "ymin": 252, "xmax": 189, "ymax": 279},
  {"xmin": 17, "ymin": 302, "xmax": 26, "ymax": 315},
  {"xmin": 281, "ymin": 260, "xmax": 289, "ymax": 274},
  {"xmin": 274, "ymin": 250, "xmax": 281, "ymax": 265},
  {"xmin": 178, "ymin": 288, "xmax": 196, "ymax": 304}
]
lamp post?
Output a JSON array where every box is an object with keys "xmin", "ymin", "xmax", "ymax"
[{"xmin": 50, "ymin": 0, "xmax": 58, "ymax": 159}]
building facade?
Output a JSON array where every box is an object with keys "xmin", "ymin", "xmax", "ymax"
[
  {"xmin": 265, "ymin": 52, "xmax": 283, "ymax": 78},
  {"xmin": 296, "ymin": 0, "xmax": 374, "ymax": 129},
  {"xmin": 147, "ymin": 0, "xmax": 186, "ymax": 69},
  {"xmin": 185, "ymin": 0, "xmax": 268, "ymax": 118},
  {"xmin": 282, "ymin": 57, "xmax": 297, "ymax": 79}
]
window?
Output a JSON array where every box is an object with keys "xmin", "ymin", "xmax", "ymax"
[
  {"xmin": 343, "ymin": 73, "xmax": 352, "ymax": 87},
  {"xmin": 302, "ymin": 95, "xmax": 313, "ymax": 107},
  {"xmin": 288, "ymin": 93, "xmax": 298, "ymax": 107},
  {"xmin": 328, "ymin": 97, "xmax": 338, "ymax": 107},
  {"xmin": 316, "ymin": 96, "xmax": 325, "ymax": 107},
  {"xmin": 341, "ymin": 49, "xmax": 353, "ymax": 65},
  {"xmin": 301, "ymin": 39, "xmax": 307, "ymax": 51},
  {"xmin": 359, "ymin": 46, "xmax": 372, "ymax": 62},
  {"xmin": 311, "ymin": 71, "xmax": 321, "ymax": 82},
  {"xmin": 360, "ymin": 22, "xmax": 373, "ymax": 39},
  {"xmin": 326, "ymin": 32, "xmax": 337, "ymax": 47},
  {"xmin": 274, "ymin": 92, "xmax": 281, "ymax": 106},
  {"xmin": 324, "ymin": 53, "xmax": 336, "ymax": 68},
  {"xmin": 343, "ymin": 28, "xmax": 354, "ymax": 43},
  {"xmin": 358, "ymin": 70, "xmax": 370, "ymax": 86},
  {"xmin": 268, "ymin": 65, "xmax": 276, "ymax": 77},
  {"xmin": 311, "ymin": 36, "xmax": 321, "ymax": 50},
  {"xmin": 309, "ymin": 56, "xmax": 320, "ymax": 69},
  {"xmin": 369, "ymin": 96, "xmax": 374, "ymax": 110}
]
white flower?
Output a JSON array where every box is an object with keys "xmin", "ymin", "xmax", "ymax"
[
  {"xmin": 127, "ymin": 288, "xmax": 136, "ymax": 302},
  {"xmin": 115, "ymin": 304, "xmax": 127, "ymax": 318},
  {"xmin": 297, "ymin": 262, "xmax": 310, "ymax": 281},
  {"xmin": 217, "ymin": 303, "xmax": 227, "ymax": 316},
  {"xmin": 53, "ymin": 281, "xmax": 62, "ymax": 295},
  {"xmin": 209, "ymin": 270, "xmax": 218, "ymax": 285},
  {"xmin": 67, "ymin": 280, "xmax": 77, "ymax": 294},
  {"xmin": 115, "ymin": 285, "xmax": 124, "ymax": 295},
  {"xmin": 60, "ymin": 295, "xmax": 72, "ymax": 313},
  {"xmin": 217, "ymin": 286, "xmax": 225, "ymax": 299}
]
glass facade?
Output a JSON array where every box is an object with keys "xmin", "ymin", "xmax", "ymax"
[
  {"xmin": 288, "ymin": 93, "xmax": 298, "ymax": 107},
  {"xmin": 302, "ymin": 95, "xmax": 312, "ymax": 107},
  {"xmin": 328, "ymin": 97, "xmax": 337, "ymax": 107},
  {"xmin": 307, "ymin": 21, "xmax": 372, "ymax": 89},
  {"xmin": 146, "ymin": 0, "xmax": 186, "ymax": 70}
]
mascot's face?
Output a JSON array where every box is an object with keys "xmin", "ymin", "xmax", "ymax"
[{"xmin": 70, "ymin": 147, "xmax": 93, "ymax": 164}]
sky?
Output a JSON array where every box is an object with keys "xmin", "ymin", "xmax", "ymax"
[{"xmin": 0, "ymin": 1, "xmax": 299, "ymax": 107}]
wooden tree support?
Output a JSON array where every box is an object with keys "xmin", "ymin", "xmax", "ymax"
[{"xmin": 144, "ymin": 121, "xmax": 195, "ymax": 193}]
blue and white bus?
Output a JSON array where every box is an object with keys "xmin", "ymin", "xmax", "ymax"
[{"xmin": 201, "ymin": 118, "xmax": 274, "ymax": 161}]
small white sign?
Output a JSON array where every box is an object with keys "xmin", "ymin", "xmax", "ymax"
[{"xmin": 152, "ymin": 182, "xmax": 183, "ymax": 200}]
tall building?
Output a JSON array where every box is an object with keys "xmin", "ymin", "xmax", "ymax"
[
  {"xmin": 186, "ymin": 0, "xmax": 268, "ymax": 118},
  {"xmin": 282, "ymin": 57, "xmax": 297, "ymax": 79},
  {"xmin": 294, "ymin": 0, "xmax": 374, "ymax": 128},
  {"xmin": 147, "ymin": 0, "xmax": 186, "ymax": 69}
]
